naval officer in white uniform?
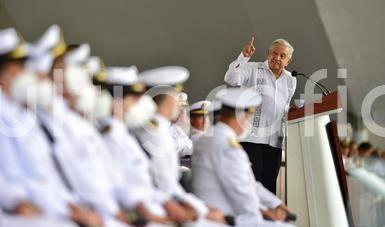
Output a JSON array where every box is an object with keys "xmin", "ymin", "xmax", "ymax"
[
  {"xmin": 189, "ymin": 100, "xmax": 211, "ymax": 143},
  {"xmin": 135, "ymin": 66, "xmax": 227, "ymax": 225},
  {"xmin": 0, "ymin": 26, "xmax": 102, "ymax": 227},
  {"xmin": 192, "ymin": 88, "xmax": 296, "ymax": 227}
]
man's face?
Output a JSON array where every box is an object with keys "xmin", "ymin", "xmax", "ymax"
[
  {"xmin": 359, "ymin": 148, "xmax": 372, "ymax": 158},
  {"xmin": 349, "ymin": 144, "xmax": 358, "ymax": 156},
  {"xmin": 190, "ymin": 114, "xmax": 205, "ymax": 130},
  {"xmin": 267, "ymin": 44, "xmax": 292, "ymax": 73},
  {"xmin": 164, "ymin": 93, "xmax": 179, "ymax": 121},
  {"xmin": 341, "ymin": 147, "xmax": 349, "ymax": 156},
  {"xmin": 51, "ymin": 59, "xmax": 76, "ymax": 107},
  {"xmin": 0, "ymin": 61, "xmax": 25, "ymax": 92}
]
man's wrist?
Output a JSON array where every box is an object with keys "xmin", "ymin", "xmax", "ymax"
[{"xmin": 238, "ymin": 52, "xmax": 250, "ymax": 64}]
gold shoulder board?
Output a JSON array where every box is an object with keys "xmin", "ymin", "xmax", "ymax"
[
  {"xmin": 228, "ymin": 137, "xmax": 242, "ymax": 149},
  {"xmin": 149, "ymin": 119, "xmax": 158, "ymax": 129}
]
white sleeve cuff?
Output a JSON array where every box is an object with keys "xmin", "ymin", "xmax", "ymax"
[
  {"xmin": 259, "ymin": 204, "xmax": 268, "ymax": 211},
  {"xmin": 236, "ymin": 52, "xmax": 251, "ymax": 64},
  {"xmin": 153, "ymin": 190, "xmax": 172, "ymax": 205},
  {"xmin": 0, "ymin": 187, "xmax": 28, "ymax": 211},
  {"xmin": 183, "ymin": 193, "xmax": 209, "ymax": 217}
]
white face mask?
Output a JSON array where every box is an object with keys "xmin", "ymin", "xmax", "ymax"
[
  {"xmin": 64, "ymin": 65, "xmax": 91, "ymax": 96},
  {"xmin": 10, "ymin": 70, "xmax": 38, "ymax": 107},
  {"xmin": 175, "ymin": 107, "xmax": 190, "ymax": 134},
  {"xmin": 35, "ymin": 80, "xmax": 55, "ymax": 111},
  {"xmin": 237, "ymin": 115, "xmax": 253, "ymax": 140},
  {"xmin": 74, "ymin": 86, "xmax": 97, "ymax": 117},
  {"xmin": 94, "ymin": 90, "xmax": 112, "ymax": 119},
  {"xmin": 204, "ymin": 115, "xmax": 211, "ymax": 131},
  {"xmin": 125, "ymin": 95, "xmax": 156, "ymax": 129}
]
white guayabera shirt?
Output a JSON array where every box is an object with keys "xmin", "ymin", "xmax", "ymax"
[{"xmin": 224, "ymin": 53, "xmax": 297, "ymax": 149}]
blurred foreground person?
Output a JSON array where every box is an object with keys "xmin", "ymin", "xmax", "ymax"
[
  {"xmin": 0, "ymin": 26, "xmax": 102, "ymax": 227},
  {"xmin": 93, "ymin": 65, "xmax": 195, "ymax": 225},
  {"xmin": 135, "ymin": 66, "xmax": 227, "ymax": 225},
  {"xmin": 192, "ymin": 88, "xmax": 296, "ymax": 227}
]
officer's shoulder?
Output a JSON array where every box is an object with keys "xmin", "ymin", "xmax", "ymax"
[
  {"xmin": 144, "ymin": 118, "xmax": 160, "ymax": 131},
  {"xmin": 99, "ymin": 125, "xmax": 111, "ymax": 135},
  {"xmin": 227, "ymin": 137, "xmax": 243, "ymax": 150}
]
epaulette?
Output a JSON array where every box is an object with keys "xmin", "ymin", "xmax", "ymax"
[
  {"xmin": 99, "ymin": 125, "xmax": 111, "ymax": 135},
  {"xmin": 148, "ymin": 119, "xmax": 158, "ymax": 129},
  {"xmin": 228, "ymin": 137, "xmax": 242, "ymax": 149}
]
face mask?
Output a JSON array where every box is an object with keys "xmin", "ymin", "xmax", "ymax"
[
  {"xmin": 94, "ymin": 90, "xmax": 112, "ymax": 119},
  {"xmin": 175, "ymin": 108, "xmax": 190, "ymax": 134},
  {"xmin": 237, "ymin": 115, "xmax": 253, "ymax": 140},
  {"xmin": 74, "ymin": 86, "xmax": 97, "ymax": 117},
  {"xmin": 203, "ymin": 115, "xmax": 211, "ymax": 131},
  {"xmin": 35, "ymin": 80, "xmax": 55, "ymax": 111},
  {"xmin": 10, "ymin": 70, "xmax": 38, "ymax": 107},
  {"xmin": 64, "ymin": 65, "xmax": 90, "ymax": 96},
  {"xmin": 125, "ymin": 95, "xmax": 156, "ymax": 129}
]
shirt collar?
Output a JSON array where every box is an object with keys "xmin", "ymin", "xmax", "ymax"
[
  {"xmin": 154, "ymin": 113, "xmax": 171, "ymax": 127},
  {"xmin": 190, "ymin": 126, "xmax": 204, "ymax": 134},
  {"xmin": 215, "ymin": 122, "xmax": 237, "ymax": 138}
]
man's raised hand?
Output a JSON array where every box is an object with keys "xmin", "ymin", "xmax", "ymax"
[{"xmin": 242, "ymin": 36, "xmax": 255, "ymax": 57}]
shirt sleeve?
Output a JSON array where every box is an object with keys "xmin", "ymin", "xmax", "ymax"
[
  {"xmin": 283, "ymin": 76, "xmax": 297, "ymax": 123},
  {"xmin": 255, "ymin": 182, "xmax": 282, "ymax": 210},
  {"xmin": 181, "ymin": 193, "xmax": 209, "ymax": 218},
  {"xmin": 170, "ymin": 126, "xmax": 193, "ymax": 157},
  {"xmin": 0, "ymin": 134, "xmax": 73, "ymax": 218},
  {"xmin": 215, "ymin": 146, "xmax": 263, "ymax": 218},
  {"xmin": 224, "ymin": 52, "xmax": 253, "ymax": 86},
  {"xmin": 62, "ymin": 139, "xmax": 120, "ymax": 216},
  {"xmin": 286, "ymin": 76, "xmax": 297, "ymax": 111},
  {"xmin": 0, "ymin": 172, "xmax": 28, "ymax": 211},
  {"xmin": 141, "ymin": 132, "xmax": 182, "ymax": 197}
]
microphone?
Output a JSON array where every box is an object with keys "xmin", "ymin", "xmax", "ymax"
[
  {"xmin": 291, "ymin": 71, "xmax": 330, "ymax": 96},
  {"xmin": 285, "ymin": 212, "xmax": 297, "ymax": 222},
  {"xmin": 224, "ymin": 215, "xmax": 236, "ymax": 226}
]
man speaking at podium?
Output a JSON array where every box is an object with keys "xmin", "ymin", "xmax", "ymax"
[{"xmin": 224, "ymin": 37, "xmax": 297, "ymax": 194}]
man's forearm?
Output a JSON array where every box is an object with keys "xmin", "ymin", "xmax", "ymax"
[{"xmin": 224, "ymin": 53, "xmax": 251, "ymax": 86}]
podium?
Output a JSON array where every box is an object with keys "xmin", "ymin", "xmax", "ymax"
[{"xmin": 286, "ymin": 91, "xmax": 349, "ymax": 227}]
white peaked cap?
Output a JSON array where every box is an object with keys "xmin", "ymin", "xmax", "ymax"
[
  {"xmin": 139, "ymin": 66, "xmax": 189, "ymax": 86},
  {"xmin": 216, "ymin": 88, "xmax": 262, "ymax": 111},
  {"xmin": 0, "ymin": 28, "xmax": 27, "ymax": 59},
  {"xmin": 105, "ymin": 66, "xmax": 139, "ymax": 85},
  {"xmin": 189, "ymin": 100, "xmax": 211, "ymax": 114},
  {"xmin": 64, "ymin": 43, "xmax": 90, "ymax": 65}
]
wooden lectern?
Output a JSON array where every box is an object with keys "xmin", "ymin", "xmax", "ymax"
[{"xmin": 286, "ymin": 91, "xmax": 350, "ymax": 227}]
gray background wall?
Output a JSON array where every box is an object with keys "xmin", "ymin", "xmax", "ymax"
[{"xmin": 1, "ymin": 0, "xmax": 384, "ymax": 145}]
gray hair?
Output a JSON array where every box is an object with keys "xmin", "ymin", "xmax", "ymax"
[{"xmin": 270, "ymin": 39, "xmax": 294, "ymax": 58}]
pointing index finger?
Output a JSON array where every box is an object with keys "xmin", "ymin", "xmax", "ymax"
[{"xmin": 250, "ymin": 36, "xmax": 255, "ymax": 45}]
